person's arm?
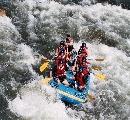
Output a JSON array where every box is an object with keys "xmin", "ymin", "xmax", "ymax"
[
  {"xmin": 66, "ymin": 45, "xmax": 68, "ymax": 59},
  {"xmin": 69, "ymin": 38, "xmax": 73, "ymax": 45},
  {"xmin": 52, "ymin": 65, "xmax": 57, "ymax": 75},
  {"xmin": 50, "ymin": 68, "xmax": 52, "ymax": 78},
  {"xmin": 64, "ymin": 48, "xmax": 67, "ymax": 56},
  {"xmin": 55, "ymin": 48, "xmax": 58, "ymax": 56}
]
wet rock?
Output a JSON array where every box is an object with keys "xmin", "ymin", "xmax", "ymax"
[{"xmin": 0, "ymin": 8, "xmax": 6, "ymax": 16}]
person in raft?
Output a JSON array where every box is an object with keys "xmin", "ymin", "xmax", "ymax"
[
  {"xmin": 54, "ymin": 41, "xmax": 66, "ymax": 57},
  {"xmin": 52, "ymin": 58, "xmax": 69, "ymax": 86},
  {"xmin": 80, "ymin": 42, "xmax": 88, "ymax": 57},
  {"xmin": 74, "ymin": 66, "xmax": 86, "ymax": 90},
  {"xmin": 65, "ymin": 34, "xmax": 74, "ymax": 55}
]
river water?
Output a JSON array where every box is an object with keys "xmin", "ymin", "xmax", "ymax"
[{"xmin": 0, "ymin": 0, "xmax": 130, "ymax": 120}]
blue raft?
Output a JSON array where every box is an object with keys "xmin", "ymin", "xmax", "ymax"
[
  {"xmin": 41, "ymin": 51, "xmax": 91, "ymax": 104},
  {"xmin": 48, "ymin": 70, "xmax": 90, "ymax": 104}
]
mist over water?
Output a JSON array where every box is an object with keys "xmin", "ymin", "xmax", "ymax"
[{"xmin": 0, "ymin": 0, "xmax": 130, "ymax": 119}]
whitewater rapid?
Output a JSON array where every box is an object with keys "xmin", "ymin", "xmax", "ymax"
[
  {"xmin": 7, "ymin": 41, "xmax": 130, "ymax": 120},
  {"xmin": 0, "ymin": 0, "xmax": 130, "ymax": 120}
]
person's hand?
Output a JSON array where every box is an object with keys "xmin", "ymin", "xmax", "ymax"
[{"xmin": 66, "ymin": 57, "xmax": 69, "ymax": 61}]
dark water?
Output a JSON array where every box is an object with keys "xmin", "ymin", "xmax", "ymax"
[
  {"xmin": 98, "ymin": 0, "xmax": 130, "ymax": 9},
  {"xmin": 109, "ymin": 0, "xmax": 130, "ymax": 10}
]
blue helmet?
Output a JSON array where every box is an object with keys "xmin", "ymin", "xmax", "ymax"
[
  {"xmin": 60, "ymin": 41, "xmax": 65, "ymax": 45},
  {"xmin": 78, "ymin": 49, "xmax": 82, "ymax": 54},
  {"xmin": 79, "ymin": 66, "xmax": 83, "ymax": 72},
  {"xmin": 82, "ymin": 57, "xmax": 86, "ymax": 62},
  {"xmin": 79, "ymin": 49, "xmax": 82, "ymax": 52},
  {"xmin": 82, "ymin": 42, "xmax": 86, "ymax": 47}
]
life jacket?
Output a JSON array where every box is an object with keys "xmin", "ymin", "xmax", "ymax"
[
  {"xmin": 80, "ymin": 46, "xmax": 88, "ymax": 57},
  {"xmin": 86, "ymin": 61, "xmax": 90, "ymax": 64},
  {"xmin": 60, "ymin": 55, "xmax": 66, "ymax": 65},
  {"xmin": 76, "ymin": 56, "xmax": 82, "ymax": 66},
  {"xmin": 54, "ymin": 65, "xmax": 65, "ymax": 77},
  {"xmin": 82, "ymin": 63, "xmax": 89, "ymax": 75},
  {"xmin": 62, "ymin": 56, "xmax": 66, "ymax": 64},
  {"xmin": 57, "ymin": 46, "xmax": 65, "ymax": 53},
  {"xmin": 55, "ymin": 58, "xmax": 59, "ymax": 66},
  {"xmin": 75, "ymin": 72, "xmax": 85, "ymax": 86},
  {"xmin": 58, "ymin": 55, "xmax": 66, "ymax": 64},
  {"xmin": 55, "ymin": 58, "xmax": 66, "ymax": 66}
]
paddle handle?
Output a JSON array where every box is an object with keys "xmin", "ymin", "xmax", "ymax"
[
  {"xmin": 88, "ymin": 58, "xmax": 93, "ymax": 60},
  {"xmin": 88, "ymin": 58, "xmax": 104, "ymax": 61}
]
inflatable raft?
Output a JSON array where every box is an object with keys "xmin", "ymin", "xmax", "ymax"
[
  {"xmin": 40, "ymin": 42, "xmax": 105, "ymax": 104},
  {"xmin": 41, "ymin": 50, "xmax": 91, "ymax": 104},
  {"xmin": 48, "ymin": 72, "xmax": 90, "ymax": 104}
]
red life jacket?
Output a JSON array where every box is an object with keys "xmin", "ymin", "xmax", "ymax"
[
  {"xmin": 54, "ymin": 65, "xmax": 65, "ymax": 77},
  {"xmin": 82, "ymin": 63, "xmax": 89, "ymax": 75},
  {"xmin": 75, "ymin": 72, "xmax": 85, "ymax": 86},
  {"xmin": 57, "ymin": 46, "xmax": 65, "ymax": 53},
  {"xmin": 55, "ymin": 58, "xmax": 59, "ymax": 65},
  {"xmin": 61, "ymin": 55, "xmax": 66, "ymax": 64},
  {"xmin": 55, "ymin": 55, "xmax": 66, "ymax": 66},
  {"xmin": 86, "ymin": 61, "xmax": 90, "ymax": 64},
  {"xmin": 82, "ymin": 61, "xmax": 90, "ymax": 65},
  {"xmin": 80, "ymin": 46, "xmax": 88, "ymax": 57},
  {"xmin": 76, "ymin": 56, "xmax": 82, "ymax": 66}
]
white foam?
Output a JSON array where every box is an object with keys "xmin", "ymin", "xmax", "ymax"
[
  {"xmin": 9, "ymin": 80, "xmax": 79, "ymax": 120},
  {"xmin": 8, "ymin": 41, "xmax": 130, "ymax": 119},
  {"xmin": 5, "ymin": 0, "xmax": 130, "ymax": 119}
]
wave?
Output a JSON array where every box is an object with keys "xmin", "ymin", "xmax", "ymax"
[{"xmin": 1, "ymin": 0, "xmax": 130, "ymax": 56}]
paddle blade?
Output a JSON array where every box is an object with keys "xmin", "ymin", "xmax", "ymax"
[
  {"xmin": 88, "ymin": 58, "xmax": 104, "ymax": 61},
  {"xmin": 92, "ymin": 66, "xmax": 102, "ymax": 70},
  {"xmin": 87, "ymin": 93, "xmax": 95, "ymax": 101},
  {"xmin": 94, "ymin": 73, "xmax": 105, "ymax": 81},
  {"xmin": 41, "ymin": 58, "xmax": 50, "ymax": 62},
  {"xmin": 94, "ymin": 58, "xmax": 104, "ymax": 61},
  {"xmin": 40, "ymin": 62, "xmax": 49, "ymax": 72},
  {"xmin": 41, "ymin": 78, "xmax": 52, "ymax": 84}
]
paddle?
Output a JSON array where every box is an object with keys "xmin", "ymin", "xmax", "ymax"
[
  {"xmin": 40, "ymin": 61, "xmax": 50, "ymax": 72},
  {"xmin": 41, "ymin": 58, "xmax": 50, "ymax": 62},
  {"xmin": 40, "ymin": 46, "xmax": 66, "ymax": 72},
  {"xmin": 88, "ymin": 58, "xmax": 104, "ymax": 61},
  {"xmin": 41, "ymin": 58, "xmax": 102, "ymax": 71},
  {"xmin": 92, "ymin": 66, "xmax": 102, "ymax": 70},
  {"xmin": 92, "ymin": 73, "xmax": 105, "ymax": 81},
  {"xmin": 41, "ymin": 77, "xmax": 52, "ymax": 84},
  {"xmin": 87, "ymin": 93, "xmax": 95, "ymax": 101}
]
